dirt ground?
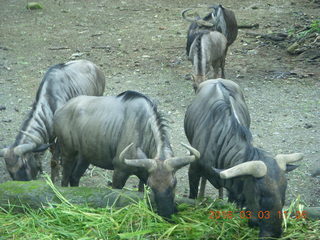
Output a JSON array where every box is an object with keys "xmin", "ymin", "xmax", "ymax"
[{"xmin": 0, "ymin": 0, "xmax": 319, "ymax": 207}]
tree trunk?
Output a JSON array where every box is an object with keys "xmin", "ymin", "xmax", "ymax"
[
  {"xmin": 0, "ymin": 180, "xmax": 319, "ymax": 220},
  {"xmin": 0, "ymin": 180, "xmax": 194, "ymax": 212}
]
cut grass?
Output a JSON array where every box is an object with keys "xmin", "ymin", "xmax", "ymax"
[
  {"xmin": 0, "ymin": 178, "xmax": 319, "ymax": 239},
  {"xmin": 1, "ymin": 199, "xmax": 319, "ymax": 239}
]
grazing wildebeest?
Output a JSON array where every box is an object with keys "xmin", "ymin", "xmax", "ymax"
[
  {"xmin": 188, "ymin": 30, "xmax": 227, "ymax": 88},
  {"xmin": 53, "ymin": 91, "xmax": 199, "ymax": 218},
  {"xmin": 184, "ymin": 79, "xmax": 303, "ymax": 238},
  {"xmin": 182, "ymin": 4, "xmax": 238, "ymax": 56},
  {"xmin": 0, "ymin": 60, "xmax": 106, "ymax": 181}
]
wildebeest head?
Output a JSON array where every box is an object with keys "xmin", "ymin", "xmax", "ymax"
[
  {"xmin": 214, "ymin": 153, "xmax": 303, "ymax": 238},
  {"xmin": 0, "ymin": 131, "xmax": 50, "ymax": 180},
  {"xmin": 120, "ymin": 143, "xmax": 200, "ymax": 219},
  {"xmin": 182, "ymin": 5, "xmax": 237, "ymax": 47}
]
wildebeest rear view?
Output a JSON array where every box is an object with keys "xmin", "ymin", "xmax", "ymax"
[
  {"xmin": 182, "ymin": 5, "xmax": 237, "ymax": 88},
  {"xmin": 188, "ymin": 30, "xmax": 227, "ymax": 88},
  {"xmin": 184, "ymin": 79, "xmax": 303, "ymax": 238},
  {"xmin": 0, "ymin": 60, "xmax": 105, "ymax": 181},
  {"xmin": 182, "ymin": 4, "xmax": 238, "ymax": 55},
  {"xmin": 53, "ymin": 90, "xmax": 200, "ymax": 218}
]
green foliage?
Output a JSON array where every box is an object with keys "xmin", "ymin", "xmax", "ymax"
[
  {"xmin": 294, "ymin": 19, "xmax": 320, "ymax": 39},
  {"xmin": 0, "ymin": 197, "xmax": 319, "ymax": 239},
  {"xmin": 0, "ymin": 178, "xmax": 318, "ymax": 239},
  {"xmin": 310, "ymin": 19, "xmax": 320, "ymax": 33},
  {"xmin": 26, "ymin": 2, "xmax": 43, "ymax": 10}
]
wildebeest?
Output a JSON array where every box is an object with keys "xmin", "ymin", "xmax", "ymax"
[
  {"xmin": 188, "ymin": 30, "xmax": 227, "ymax": 89},
  {"xmin": 184, "ymin": 79, "xmax": 303, "ymax": 238},
  {"xmin": 182, "ymin": 4, "xmax": 238, "ymax": 56},
  {"xmin": 53, "ymin": 90, "xmax": 199, "ymax": 218},
  {"xmin": 0, "ymin": 60, "xmax": 106, "ymax": 181}
]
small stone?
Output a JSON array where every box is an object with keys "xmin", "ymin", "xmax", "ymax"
[
  {"xmin": 287, "ymin": 42, "xmax": 300, "ymax": 55},
  {"xmin": 304, "ymin": 123, "xmax": 313, "ymax": 129}
]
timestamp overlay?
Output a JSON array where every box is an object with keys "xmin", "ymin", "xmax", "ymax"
[{"xmin": 209, "ymin": 210, "xmax": 308, "ymax": 220}]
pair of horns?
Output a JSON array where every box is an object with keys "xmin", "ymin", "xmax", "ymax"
[
  {"xmin": 119, "ymin": 143, "xmax": 200, "ymax": 172},
  {"xmin": 181, "ymin": 8, "xmax": 215, "ymax": 27},
  {"xmin": 217, "ymin": 153, "xmax": 303, "ymax": 179}
]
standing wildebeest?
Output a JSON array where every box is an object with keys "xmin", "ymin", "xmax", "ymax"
[
  {"xmin": 182, "ymin": 4, "xmax": 238, "ymax": 56},
  {"xmin": 188, "ymin": 30, "xmax": 227, "ymax": 88},
  {"xmin": 53, "ymin": 91, "xmax": 199, "ymax": 218},
  {"xmin": 0, "ymin": 60, "xmax": 105, "ymax": 181},
  {"xmin": 184, "ymin": 79, "xmax": 303, "ymax": 238}
]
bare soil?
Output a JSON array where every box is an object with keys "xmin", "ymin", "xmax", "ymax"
[{"xmin": 0, "ymin": 0, "xmax": 319, "ymax": 207}]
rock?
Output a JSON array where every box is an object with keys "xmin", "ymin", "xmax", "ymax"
[
  {"xmin": 304, "ymin": 123, "xmax": 313, "ymax": 129},
  {"xmin": 0, "ymin": 105, "xmax": 6, "ymax": 111},
  {"xmin": 70, "ymin": 52, "xmax": 84, "ymax": 59},
  {"xmin": 287, "ymin": 42, "xmax": 300, "ymax": 55},
  {"xmin": 0, "ymin": 180, "xmax": 196, "ymax": 213}
]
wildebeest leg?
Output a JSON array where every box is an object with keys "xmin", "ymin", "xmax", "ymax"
[
  {"xmin": 138, "ymin": 180, "xmax": 145, "ymax": 192},
  {"xmin": 220, "ymin": 58, "xmax": 225, "ymax": 79},
  {"xmin": 207, "ymin": 175, "xmax": 224, "ymax": 200},
  {"xmin": 50, "ymin": 141, "xmax": 60, "ymax": 183},
  {"xmin": 188, "ymin": 162, "xmax": 202, "ymax": 199},
  {"xmin": 70, "ymin": 156, "xmax": 89, "ymax": 187},
  {"xmin": 34, "ymin": 152, "xmax": 44, "ymax": 175},
  {"xmin": 221, "ymin": 47, "xmax": 227, "ymax": 79},
  {"xmin": 61, "ymin": 152, "xmax": 77, "ymax": 187},
  {"xmin": 112, "ymin": 170, "xmax": 129, "ymax": 189},
  {"xmin": 218, "ymin": 188, "xmax": 223, "ymax": 199},
  {"xmin": 199, "ymin": 177, "xmax": 207, "ymax": 198},
  {"xmin": 212, "ymin": 60, "xmax": 220, "ymax": 79}
]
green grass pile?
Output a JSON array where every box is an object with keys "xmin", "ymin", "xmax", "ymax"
[{"xmin": 0, "ymin": 180, "xmax": 319, "ymax": 239}]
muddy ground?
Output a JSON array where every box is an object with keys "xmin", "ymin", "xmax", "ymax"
[{"xmin": 0, "ymin": 0, "xmax": 319, "ymax": 207}]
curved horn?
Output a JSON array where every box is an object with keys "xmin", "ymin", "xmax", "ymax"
[
  {"xmin": 13, "ymin": 143, "xmax": 37, "ymax": 156},
  {"xmin": 182, "ymin": 8, "xmax": 214, "ymax": 27},
  {"xmin": 0, "ymin": 148, "xmax": 9, "ymax": 157},
  {"xmin": 219, "ymin": 161, "xmax": 267, "ymax": 179},
  {"xmin": 181, "ymin": 8, "xmax": 197, "ymax": 22},
  {"xmin": 275, "ymin": 153, "xmax": 303, "ymax": 171},
  {"xmin": 120, "ymin": 143, "xmax": 157, "ymax": 172},
  {"xmin": 181, "ymin": 142, "xmax": 200, "ymax": 159},
  {"xmin": 119, "ymin": 143, "xmax": 135, "ymax": 163},
  {"xmin": 20, "ymin": 131, "xmax": 42, "ymax": 145},
  {"xmin": 164, "ymin": 156, "xmax": 195, "ymax": 171},
  {"xmin": 164, "ymin": 143, "xmax": 200, "ymax": 171},
  {"xmin": 124, "ymin": 158, "xmax": 157, "ymax": 172},
  {"xmin": 195, "ymin": 19, "xmax": 214, "ymax": 27}
]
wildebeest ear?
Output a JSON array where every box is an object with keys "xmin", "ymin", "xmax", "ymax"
[
  {"xmin": 32, "ymin": 144, "xmax": 51, "ymax": 153},
  {"xmin": 136, "ymin": 147, "xmax": 147, "ymax": 159},
  {"xmin": 285, "ymin": 164, "xmax": 299, "ymax": 172}
]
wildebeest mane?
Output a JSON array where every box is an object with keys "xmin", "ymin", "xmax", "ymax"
[
  {"xmin": 118, "ymin": 90, "xmax": 155, "ymax": 106},
  {"xmin": 35, "ymin": 63, "xmax": 65, "ymax": 102},
  {"xmin": 193, "ymin": 82, "xmax": 253, "ymax": 170},
  {"xmin": 118, "ymin": 90, "xmax": 170, "ymax": 154},
  {"xmin": 14, "ymin": 64, "xmax": 67, "ymax": 146}
]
